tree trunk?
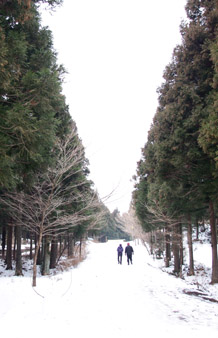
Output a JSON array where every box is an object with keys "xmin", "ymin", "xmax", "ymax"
[
  {"xmin": 35, "ymin": 233, "xmax": 42, "ymax": 266},
  {"xmin": 179, "ymin": 223, "xmax": 183, "ymax": 267},
  {"xmin": 195, "ymin": 217, "xmax": 199, "ymax": 241},
  {"xmin": 187, "ymin": 215, "xmax": 194, "ymax": 276},
  {"xmin": 79, "ymin": 238, "xmax": 82, "ymax": 257},
  {"xmin": 50, "ymin": 237, "xmax": 58, "ymax": 269},
  {"xmin": 172, "ymin": 225, "xmax": 180, "ymax": 274},
  {"xmin": 15, "ymin": 225, "xmax": 23, "ymax": 276},
  {"xmin": 13, "ymin": 228, "xmax": 16, "ymax": 261},
  {"xmin": 2, "ymin": 226, "xmax": 6, "ymax": 259},
  {"xmin": 33, "ymin": 232, "xmax": 43, "ymax": 287},
  {"xmin": 68, "ymin": 233, "xmax": 74, "ymax": 257},
  {"xmin": 209, "ymin": 200, "xmax": 218, "ymax": 284},
  {"xmin": 41, "ymin": 236, "xmax": 50, "ymax": 276},
  {"xmin": 30, "ymin": 232, "xmax": 33, "ymax": 260},
  {"xmin": 201, "ymin": 220, "xmax": 206, "ymax": 232},
  {"xmin": 150, "ymin": 232, "xmax": 154, "ymax": 255},
  {"xmin": 59, "ymin": 236, "xmax": 63, "ymax": 257},
  {"xmin": 165, "ymin": 227, "xmax": 171, "ymax": 268},
  {"xmin": 6, "ymin": 224, "xmax": 13, "ymax": 270}
]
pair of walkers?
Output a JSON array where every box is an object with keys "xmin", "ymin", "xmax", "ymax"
[{"xmin": 117, "ymin": 243, "xmax": 134, "ymax": 265}]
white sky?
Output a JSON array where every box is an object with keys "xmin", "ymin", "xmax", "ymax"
[{"xmin": 40, "ymin": 0, "xmax": 187, "ymax": 214}]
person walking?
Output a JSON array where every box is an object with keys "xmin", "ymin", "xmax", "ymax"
[
  {"xmin": 125, "ymin": 243, "xmax": 134, "ymax": 265},
  {"xmin": 117, "ymin": 244, "xmax": 123, "ymax": 264}
]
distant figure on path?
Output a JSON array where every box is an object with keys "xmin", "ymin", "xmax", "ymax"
[
  {"xmin": 117, "ymin": 244, "xmax": 123, "ymax": 264},
  {"xmin": 125, "ymin": 243, "xmax": 134, "ymax": 265}
]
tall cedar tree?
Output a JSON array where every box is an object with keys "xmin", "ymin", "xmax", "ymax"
[
  {"xmin": 0, "ymin": 0, "xmax": 95, "ymax": 277},
  {"xmin": 133, "ymin": 0, "xmax": 218, "ymax": 283}
]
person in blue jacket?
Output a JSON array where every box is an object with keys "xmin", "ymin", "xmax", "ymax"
[
  {"xmin": 125, "ymin": 243, "xmax": 134, "ymax": 265},
  {"xmin": 117, "ymin": 244, "xmax": 123, "ymax": 264}
]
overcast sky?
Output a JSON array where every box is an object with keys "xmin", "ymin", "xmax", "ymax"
[{"xmin": 40, "ymin": 0, "xmax": 187, "ymax": 214}]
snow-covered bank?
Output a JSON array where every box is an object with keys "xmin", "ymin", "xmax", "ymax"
[
  {"xmin": 0, "ymin": 240, "xmax": 218, "ymax": 338},
  {"xmin": 149, "ymin": 235, "xmax": 218, "ymax": 298}
]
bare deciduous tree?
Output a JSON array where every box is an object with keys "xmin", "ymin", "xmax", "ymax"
[
  {"xmin": 1, "ymin": 128, "xmax": 104, "ymax": 286},
  {"xmin": 115, "ymin": 206, "xmax": 150, "ymax": 254}
]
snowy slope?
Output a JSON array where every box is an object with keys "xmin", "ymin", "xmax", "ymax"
[{"xmin": 0, "ymin": 240, "xmax": 218, "ymax": 338}]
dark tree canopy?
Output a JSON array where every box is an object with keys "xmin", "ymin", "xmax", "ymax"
[
  {"xmin": 133, "ymin": 0, "xmax": 218, "ymax": 282},
  {"xmin": 0, "ymin": 0, "xmax": 105, "ymax": 281}
]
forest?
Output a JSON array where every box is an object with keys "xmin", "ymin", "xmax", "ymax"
[
  {"xmin": 0, "ymin": 0, "xmax": 217, "ymax": 287},
  {"xmin": 0, "ymin": 0, "xmax": 126, "ymax": 286},
  {"xmin": 132, "ymin": 0, "xmax": 218, "ymax": 284}
]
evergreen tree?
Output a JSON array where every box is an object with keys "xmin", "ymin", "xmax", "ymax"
[
  {"xmin": 133, "ymin": 0, "xmax": 218, "ymax": 282},
  {"xmin": 0, "ymin": 2, "xmax": 69, "ymax": 188},
  {"xmin": 0, "ymin": 0, "xmax": 103, "ymax": 279}
]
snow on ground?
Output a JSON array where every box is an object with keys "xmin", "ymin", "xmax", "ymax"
[{"xmin": 0, "ymin": 239, "xmax": 218, "ymax": 338}]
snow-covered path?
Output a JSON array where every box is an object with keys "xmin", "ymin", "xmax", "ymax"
[{"xmin": 1, "ymin": 240, "xmax": 218, "ymax": 337}]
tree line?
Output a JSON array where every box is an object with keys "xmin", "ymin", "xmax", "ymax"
[
  {"xmin": 0, "ymin": 0, "xmax": 110, "ymax": 286},
  {"xmin": 132, "ymin": 0, "xmax": 218, "ymax": 283}
]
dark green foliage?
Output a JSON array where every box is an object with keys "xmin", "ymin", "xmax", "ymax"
[
  {"xmin": 0, "ymin": 0, "xmax": 103, "ymax": 280},
  {"xmin": 98, "ymin": 207, "xmax": 131, "ymax": 241},
  {"xmin": 134, "ymin": 0, "xmax": 218, "ymax": 221},
  {"xmin": 0, "ymin": 1, "xmax": 63, "ymax": 24},
  {"xmin": 133, "ymin": 0, "xmax": 218, "ymax": 281},
  {"xmin": 198, "ymin": 39, "xmax": 218, "ymax": 176},
  {"xmin": 0, "ymin": 4, "xmax": 67, "ymax": 187}
]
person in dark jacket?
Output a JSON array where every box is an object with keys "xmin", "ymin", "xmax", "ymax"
[
  {"xmin": 125, "ymin": 243, "xmax": 134, "ymax": 265},
  {"xmin": 117, "ymin": 244, "xmax": 123, "ymax": 264}
]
